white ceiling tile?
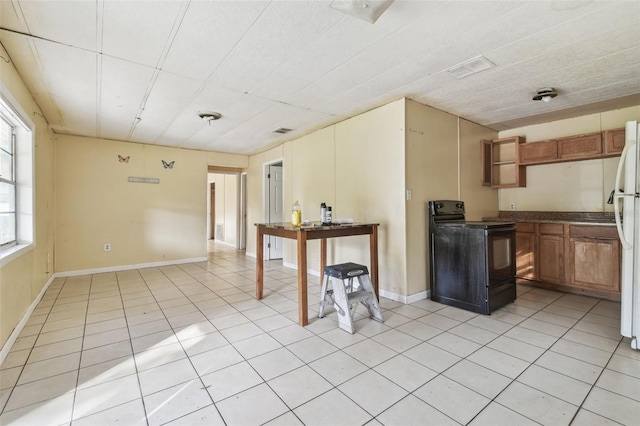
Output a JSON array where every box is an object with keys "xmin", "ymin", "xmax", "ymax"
[
  {"xmin": 99, "ymin": 56, "xmax": 156, "ymax": 140},
  {"xmin": 210, "ymin": 0, "xmax": 341, "ymax": 93},
  {"xmin": 102, "ymin": 0, "xmax": 186, "ymax": 67},
  {"xmin": 130, "ymin": 71, "xmax": 204, "ymax": 143},
  {"xmin": 18, "ymin": 0, "xmax": 97, "ymax": 51},
  {"xmin": 1, "ymin": 0, "xmax": 639, "ymax": 154},
  {"xmin": 161, "ymin": 0, "xmax": 269, "ymax": 81}
]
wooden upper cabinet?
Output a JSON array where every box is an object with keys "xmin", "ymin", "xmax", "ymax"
[
  {"xmin": 520, "ymin": 139, "xmax": 557, "ymax": 165},
  {"xmin": 481, "ymin": 136, "xmax": 526, "ymax": 188},
  {"xmin": 604, "ymin": 128, "xmax": 625, "ymax": 156},
  {"xmin": 557, "ymin": 132, "xmax": 602, "ymax": 160}
]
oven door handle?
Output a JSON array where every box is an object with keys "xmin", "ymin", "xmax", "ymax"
[{"xmin": 486, "ymin": 226, "xmax": 515, "ymax": 233}]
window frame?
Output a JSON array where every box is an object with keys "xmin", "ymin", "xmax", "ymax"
[
  {"xmin": 1, "ymin": 114, "xmax": 17, "ymax": 249},
  {"xmin": 0, "ymin": 86, "xmax": 35, "ymax": 264}
]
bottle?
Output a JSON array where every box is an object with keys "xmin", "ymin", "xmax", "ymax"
[
  {"xmin": 326, "ymin": 206, "xmax": 332, "ymax": 224},
  {"xmin": 320, "ymin": 202, "xmax": 327, "ymax": 224},
  {"xmin": 291, "ymin": 200, "xmax": 302, "ymax": 227}
]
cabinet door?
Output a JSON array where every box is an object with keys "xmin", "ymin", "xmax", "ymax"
[
  {"xmin": 567, "ymin": 237, "xmax": 620, "ymax": 292},
  {"xmin": 557, "ymin": 132, "xmax": 603, "ymax": 160},
  {"xmin": 516, "ymin": 231, "xmax": 536, "ymax": 279},
  {"xmin": 538, "ymin": 234, "xmax": 564, "ymax": 283},
  {"xmin": 603, "ymin": 128, "xmax": 625, "ymax": 156},
  {"xmin": 520, "ymin": 139, "xmax": 557, "ymax": 165}
]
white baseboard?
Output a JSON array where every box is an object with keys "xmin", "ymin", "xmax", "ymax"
[
  {"xmin": 0, "ymin": 273, "xmax": 56, "ymax": 365},
  {"xmin": 213, "ymin": 240, "xmax": 237, "ymax": 249},
  {"xmin": 55, "ymin": 257, "xmax": 208, "ymax": 277},
  {"xmin": 379, "ymin": 289, "xmax": 429, "ymax": 304}
]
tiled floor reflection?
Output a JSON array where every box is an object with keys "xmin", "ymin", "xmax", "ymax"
[{"xmin": 1, "ymin": 242, "xmax": 639, "ymax": 425}]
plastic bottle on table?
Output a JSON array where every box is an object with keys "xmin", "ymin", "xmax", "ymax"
[{"xmin": 291, "ymin": 200, "xmax": 302, "ymax": 227}]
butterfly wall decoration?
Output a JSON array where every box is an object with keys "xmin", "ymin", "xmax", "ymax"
[
  {"xmin": 161, "ymin": 160, "xmax": 175, "ymax": 169},
  {"xmin": 118, "ymin": 154, "xmax": 130, "ymax": 163}
]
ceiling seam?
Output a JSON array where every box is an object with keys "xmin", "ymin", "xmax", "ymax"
[{"xmin": 127, "ymin": 0, "xmax": 191, "ymax": 141}]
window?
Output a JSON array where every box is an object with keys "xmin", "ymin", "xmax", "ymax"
[
  {"xmin": 1, "ymin": 115, "xmax": 16, "ymax": 248},
  {"xmin": 0, "ymin": 91, "xmax": 34, "ymax": 263}
]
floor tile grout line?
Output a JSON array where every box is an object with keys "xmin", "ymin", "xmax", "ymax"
[
  {"xmin": 0, "ymin": 246, "xmax": 634, "ymax": 425},
  {"xmin": 68, "ymin": 274, "xmax": 95, "ymax": 424},
  {"xmin": 136, "ymin": 265, "xmax": 227, "ymax": 424},
  {"xmin": 0, "ymin": 277, "xmax": 68, "ymax": 415}
]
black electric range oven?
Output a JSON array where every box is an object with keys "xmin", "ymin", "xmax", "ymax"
[{"xmin": 427, "ymin": 200, "xmax": 516, "ymax": 314}]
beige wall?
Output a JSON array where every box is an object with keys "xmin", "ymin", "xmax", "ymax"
[
  {"xmin": 55, "ymin": 135, "xmax": 247, "ymax": 272},
  {"xmin": 0, "ymin": 44, "xmax": 56, "ymax": 349},
  {"xmin": 499, "ymin": 106, "xmax": 640, "ymax": 212},
  {"xmin": 404, "ymin": 100, "xmax": 499, "ymax": 297},
  {"xmin": 246, "ymin": 100, "xmax": 407, "ymax": 293},
  {"xmin": 246, "ymin": 98, "xmax": 497, "ymax": 300}
]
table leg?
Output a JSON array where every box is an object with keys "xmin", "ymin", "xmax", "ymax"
[
  {"xmin": 320, "ymin": 238, "xmax": 327, "ymax": 286},
  {"xmin": 297, "ymin": 231, "xmax": 309, "ymax": 326},
  {"xmin": 256, "ymin": 226, "xmax": 264, "ymax": 300},
  {"xmin": 370, "ymin": 226, "xmax": 379, "ymax": 299}
]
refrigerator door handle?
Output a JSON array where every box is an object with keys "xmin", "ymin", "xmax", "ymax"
[{"xmin": 614, "ymin": 138, "xmax": 636, "ymax": 250}]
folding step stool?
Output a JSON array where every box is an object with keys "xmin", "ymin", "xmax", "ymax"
[{"xmin": 318, "ymin": 262, "xmax": 384, "ymax": 334}]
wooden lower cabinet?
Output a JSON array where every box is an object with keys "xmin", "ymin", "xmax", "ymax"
[
  {"xmin": 565, "ymin": 225, "xmax": 620, "ymax": 297},
  {"xmin": 515, "ymin": 223, "xmax": 535, "ymax": 279},
  {"xmin": 514, "ymin": 221, "xmax": 621, "ymax": 300},
  {"xmin": 538, "ymin": 234, "xmax": 565, "ymax": 283}
]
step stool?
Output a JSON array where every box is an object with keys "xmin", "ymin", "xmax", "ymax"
[{"xmin": 318, "ymin": 262, "xmax": 384, "ymax": 334}]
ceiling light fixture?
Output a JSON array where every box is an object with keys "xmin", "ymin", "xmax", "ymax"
[
  {"xmin": 532, "ymin": 87, "xmax": 558, "ymax": 102},
  {"xmin": 330, "ymin": 0, "xmax": 395, "ymax": 24},
  {"xmin": 198, "ymin": 111, "xmax": 222, "ymax": 125}
]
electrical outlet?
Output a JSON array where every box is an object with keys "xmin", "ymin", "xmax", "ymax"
[
  {"xmin": 104, "ymin": 243, "xmax": 111, "ymax": 252},
  {"xmin": 406, "ymin": 189, "xmax": 412, "ymax": 201},
  {"xmin": 509, "ymin": 203, "xmax": 516, "ymax": 211}
]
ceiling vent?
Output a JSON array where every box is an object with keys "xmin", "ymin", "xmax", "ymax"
[
  {"xmin": 446, "ymin": 55, "xmax": 496, "ymax": 79},
  {"xmin": 272, "ymin": 127, "xmax": 293, "ymax": 134}
]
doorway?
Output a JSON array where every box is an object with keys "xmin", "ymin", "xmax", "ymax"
[
  {"xmin": 207, "ymin": 166, "xmax": 244, "ymax": 250},
  {"xmin": 264, "ymin": 161, "xmax": 284, "ymax": 260},
  {"xmin": 209, "ymin": 183, "xmax": 215, "ymax": 240}
]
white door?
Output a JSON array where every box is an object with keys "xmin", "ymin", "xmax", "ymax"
[{"xmin": 267, "ymin": 164, "xmax": 284, "ymax": 259}]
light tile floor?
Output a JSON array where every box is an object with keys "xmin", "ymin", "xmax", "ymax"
[{"xmin": 1, "ymin": 242, "xmax": 639, "ymax": 425}]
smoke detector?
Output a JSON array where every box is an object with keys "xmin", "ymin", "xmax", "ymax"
[{"xmin": 532, "ymin": 88, "xmax": 558, "ymax": 102}]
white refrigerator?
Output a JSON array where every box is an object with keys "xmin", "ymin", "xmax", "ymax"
[{"xmin": 615, "ymin": 120, "xmax": 640, "ymax": 350}]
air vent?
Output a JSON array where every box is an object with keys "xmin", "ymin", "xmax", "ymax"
[
  {"xmin": 273, "ymin": 127, "xmax": 293, "ymax": 134},
  {"xmin": 446, "ymin": 55, "xmax": 496, "ymax": 79}
]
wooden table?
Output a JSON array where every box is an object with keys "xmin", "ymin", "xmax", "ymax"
[{"xmin": 255, "ymin": 222, "xmax": 380, "ymax": 326}]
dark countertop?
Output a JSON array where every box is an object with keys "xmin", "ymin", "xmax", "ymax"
[{"xmin": 483, "ymin": 211, "xmax": 616, "ymax": 226}]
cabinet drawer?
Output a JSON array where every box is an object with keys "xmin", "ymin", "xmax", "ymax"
[
  {"xmin": 516, "ymin": 222, "xmax": 535, "ymax": 233},
  {"xmin": 538, "ymin": 223, "xmax": 565, "ymax": 235},
  {"xmin": 570, "ymin": 225, "xmax": 618, "ymax": 239}
]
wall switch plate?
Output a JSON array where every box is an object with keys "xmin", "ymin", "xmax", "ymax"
[
  {"xmin": 406, "ymin": 189, "xmax": 412, "ymax": 201},
  {"xmin": 509, "ymin": 203, "xmax": 516, "ymax": 211},
  {"xmin": 104, "ymin": 243, "xmax": 111, "ymax": 252}
]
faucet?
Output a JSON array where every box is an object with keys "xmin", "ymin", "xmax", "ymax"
[{"xmin": 607, "ymin": 189, "xmax": 623, "ymax": 204}]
